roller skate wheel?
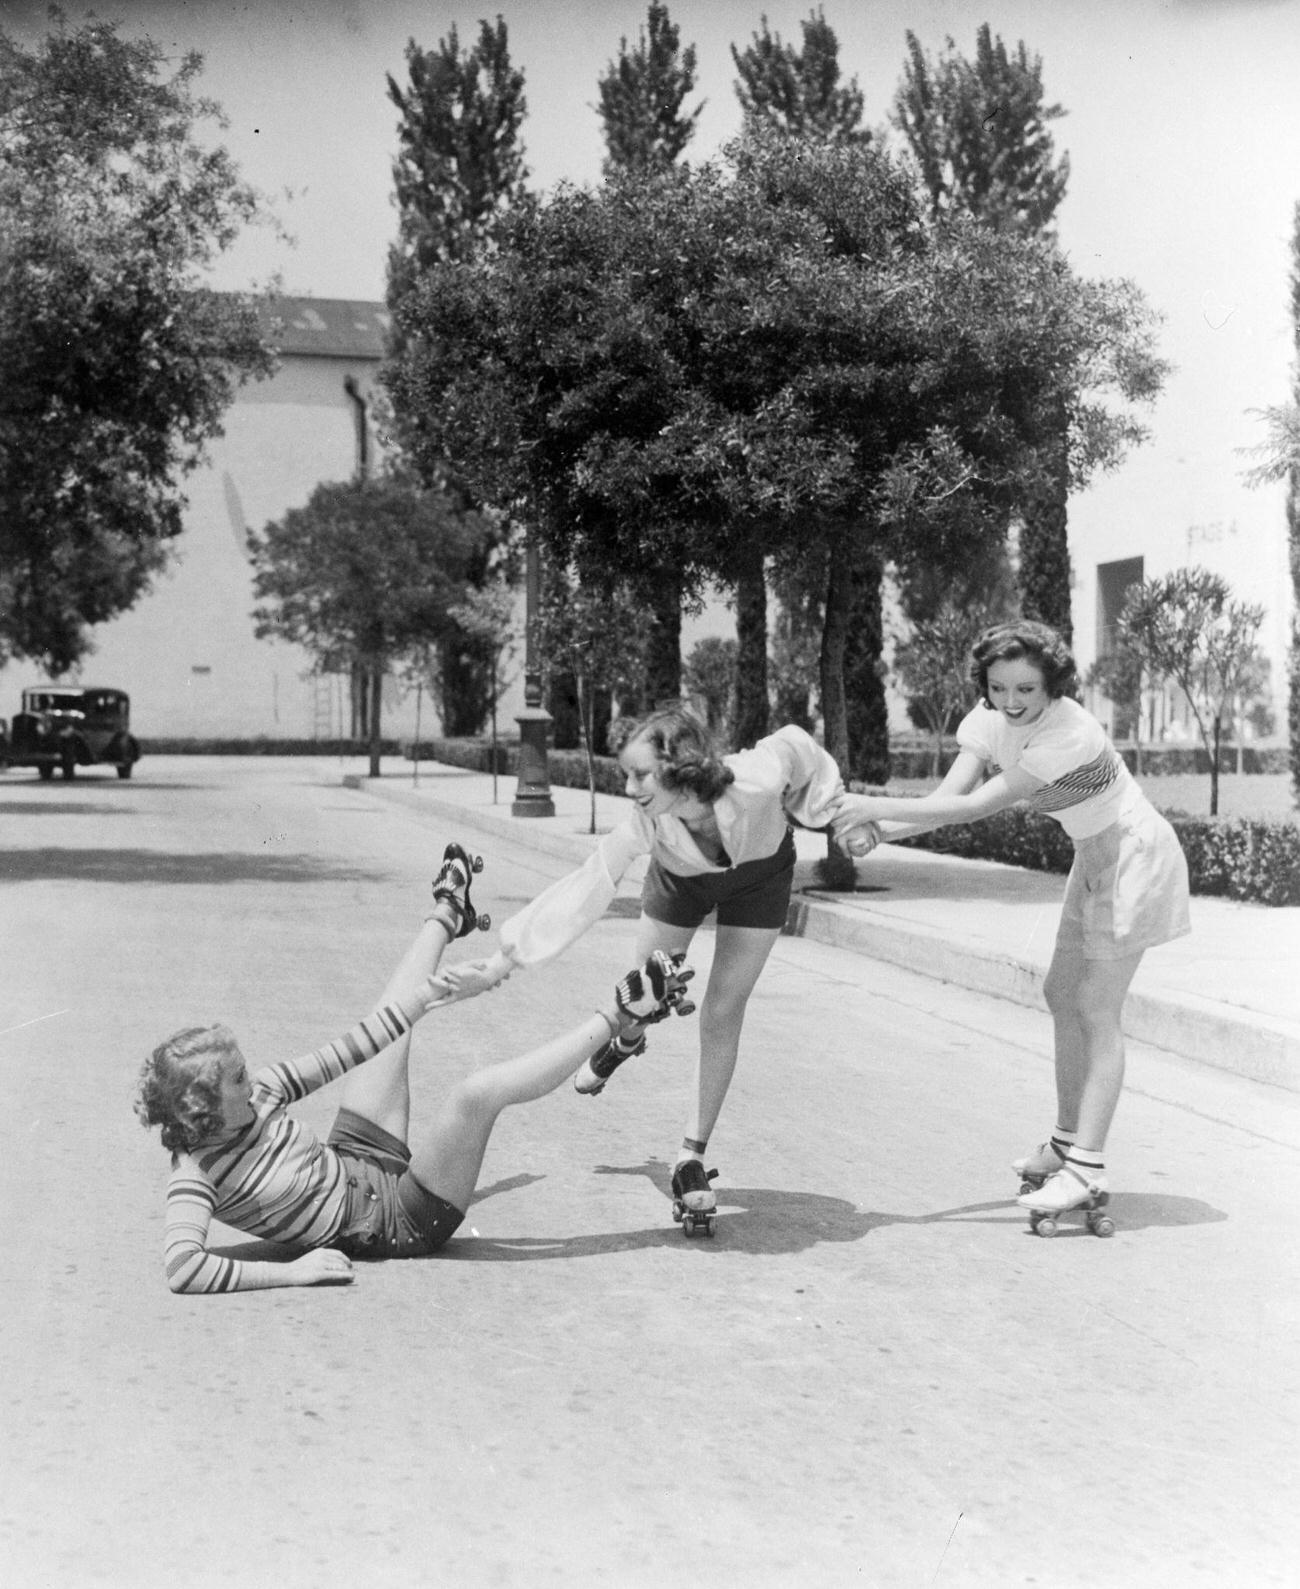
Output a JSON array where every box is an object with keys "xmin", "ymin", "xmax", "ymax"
[
  {"xmin": 476, "ymin": 912, "xmax": 491, "ymax": 931},
  {"xmin": 703, "ymin": 1216, "xmax": 717, "ymax": 1238},
  {"xmin": 671, "ymin": 1201, "xmax": 685, "ymax": 1224},
  {"xmin": 468, "ymin": 854, "xmax": 484, "ymax": 874},
  {"xmin": 1018, "ymin": 1176, "xmax": 1042, "ymax": 1195},
  {"xmin": 1088, "ymin": 1212, "xmax": 1116, "ymax": 1238},
  {"xmin": 1030, "ymin": 1213, "xmax": 1058, "ymax": 1238}
]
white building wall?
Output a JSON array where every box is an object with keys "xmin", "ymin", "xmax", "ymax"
[{"xmin": 1, "ymin": 350, "xmax": 428, "ymax": 742}]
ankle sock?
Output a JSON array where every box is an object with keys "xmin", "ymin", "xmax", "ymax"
[
  {"xmin": 676, "ymin": 1136, "xmax": 708, "ymax": 1166},
  {"xmin": 1049, "ymin": 1127, "xmax": 1076, "ymax": 1159},
  {"xmin": 1062, "ymin": 1147, "xmax": 1105, "ymax": 1185}
]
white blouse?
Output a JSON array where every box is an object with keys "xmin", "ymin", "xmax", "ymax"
[{"xmin": 497, "ymin": 725, "xmax": 844, "ymax": 968}]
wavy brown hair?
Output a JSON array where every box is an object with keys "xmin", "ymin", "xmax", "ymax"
[
  {"xmin": 135, "ymin": 1024, "xmax": 242, "ymax": 1157},
  {"xmin": 613, "ymin": 706, "xmax": 736, "ymax": 804},
  {"xmin": 969, "ymin": 620, "xmax": 1077, "ymax": 704}
]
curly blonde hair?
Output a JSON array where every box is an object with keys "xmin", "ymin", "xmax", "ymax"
[
  {"xmin": 135, "ymin": 1024, "xmax": 242, "ymax": 1157},
  {"xmin": 613, "ymin": 706, "xmax": 736, "ymax": 804}
]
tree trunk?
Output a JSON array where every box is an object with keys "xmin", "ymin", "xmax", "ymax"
[
  {"xmin": 645, "ymin": 569, "xmax": 683, "ymax": 707},
  {"xmin": 1209, "ymin": 715, "xmax": 1221, "ymax": 817},
  {"xmin": 732, "ymin": 541, "xmax": 769, "ymax": 749},
  {"xmin": 818, "ymin": 538, "xmax": 856, "ymax": 891},
  {"xmin": 368, "ymin": 664, "xmax": 384, "ymax": 778},
  {"xmin": 1019, "ymin": 422, "xmax": 1073, "ymax": 646},
  {"xmin": 439, "ymin": 638, "xmax": 491, "ymax": 737},
  {"xmin": 844, "ymin": 554, "xmax": 889, "ymax": 784},
  {"xmin": 547, "ymin": 670, "xmax": 581, "ymax": 750}
]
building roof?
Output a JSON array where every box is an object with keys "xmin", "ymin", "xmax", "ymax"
[{"xmin": 256, "ymin": 297, "xmax": 391, "ymax": 359}]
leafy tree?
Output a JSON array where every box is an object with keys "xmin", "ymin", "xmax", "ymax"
[
  {"xmin": 597, "ymin": 2, "xmax": 703, "ymax": 174},
  {"xmin": 247, "ymin": 476, "xmax": 497, "ymax": 776},
  {"xmin": 732, "ymin": 7, "xmax": 869, "ymax": 146},
  {"xmin": 535, "ymin": 566, "xmax": 652, "ymax": 833},
  {"xmin": 729, "ymin": 7, "xmax": 870, "ymax": 754},
  {"xmin": 1114, "ymin": 567, "xmax": 1266, "ymax": 814},
  {"xmin": 384, "ymin": 17, "xmax": 528, "ymax": 729},
  {"xmin": 0, "ymin": 12, "xmax": 274, "ymax": 672},
  {"xmin": 892, "ymin": 23, "xmax": 1074, "ymax": 640},
  {"xmin": 385, "ymin": 135, "xmax": 1165, "ymax": 814},
  {"xmin": 683, "ymin": 636, "xmax": 738, "ymax": 741},
  {"xmin": 447, "ymin": 581, "xmax": 518, "ymax": 800},
  {"xmin": 385, "ymin": 19, "xmax": 529, "ymax": 301},
  {"xmin": 768, "ymin": 569, "xmax": 822, "ymax": 733},
  {"xmin": 1086, "ymin": 640, "xmax": 1149, "ymax": 766},
  {"xmin": 892, "ymin": 24, "xmax": 1069, "ymax": 234},
  {"xmin": 892, "ymin": 597, "xmax": 999, "ymax": 776},
  {"xmin": 1241, "ymin": 199, "xmax": 1300, "ymax": 803},
  {"xmin": 595, "ymin": 2, "xmax": 703, "ymax": 707}
]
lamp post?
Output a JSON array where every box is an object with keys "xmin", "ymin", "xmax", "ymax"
[{"xmin": 512, "ymin": 536, "xmax": 554, "ymax": 817}]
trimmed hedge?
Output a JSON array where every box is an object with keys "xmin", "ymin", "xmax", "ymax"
[
  {"xmin": 416, "ymin": 738, "xmax": 1300, "ymax": 906},
  {"xmin": 860, "ymin": 797, "xmax": 1300, "ymax": 907},
  {"xmin": 407, "ymin": 737, "xmax": 630, "ymax": 796},
  {"xmin": 889, "ymin": 740, "xmax": 1290, "ymax": 779},
  {"xmin": 142, "ymin": 738, "xmax": 404, "ymax": 757}
]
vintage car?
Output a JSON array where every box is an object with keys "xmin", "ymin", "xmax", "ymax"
[{"xmin": 2, "ymin": 687, "xmax": 141, "ymax": 780}]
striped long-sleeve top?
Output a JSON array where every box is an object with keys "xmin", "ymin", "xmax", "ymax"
[
  {"xmin": 161, "ymin": 1002, "xmax": 414, "ymax": 1295},
  {"xmin": 956, "ymin": 696, "xmax": 1141, "ymax": 840}
]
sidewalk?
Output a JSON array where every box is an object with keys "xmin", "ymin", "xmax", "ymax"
[{"xmin": 345, "ymin": 761, "xmax": 1300, "ymax": 1093}]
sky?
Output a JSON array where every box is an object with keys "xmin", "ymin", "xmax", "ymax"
[{"xmin": 7, "ymin": 0, "xmax": 1300, "ymax": 659}]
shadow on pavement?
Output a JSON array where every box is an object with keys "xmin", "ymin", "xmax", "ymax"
[
  {"xmin": 209, "ymin": 1180, "xmax": 1228, "ymax": 1269},
  {"xmin": 0, "ymin": 801, "xmax": 129, "ymax": 817},
  {"xmin": 0, "ymin": 848, "xmax": 383, "ymax": 884},
  {"xmin": 904, "ymin": 1191, "xmax": 1228, "ymax": 1235}
]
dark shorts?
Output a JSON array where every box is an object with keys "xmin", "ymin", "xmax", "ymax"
[
  {"xmin": 641, "ymin": 828, "xmax": 796, "ymax": 931},
  {"xmin": 328, "ymin": 1108, "xmax": 465, "ymax": 1260}
]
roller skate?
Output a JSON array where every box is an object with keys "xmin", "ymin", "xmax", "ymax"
[
  {"xmin": 430, "ymin": 842, "xmax": 491, "ymax": 939},
  {"xmin": 1018, "ymin": 1164, "xmax": 1115, "ymax": 1239},
  {"xmin": 1012, "ymin": 1141, "xmax": 1066, "ymax": 1195},
  {"xmin": 574, "ymin": 1031, "xmax": 646, "ymax": 1095},
  {"xmin": 573, "ymin": 951, "xmax": 696, "ymax": 1097},
  {"xmin": 671, "ymin": 1160, "xmax": 718, "ymax": 1238}
]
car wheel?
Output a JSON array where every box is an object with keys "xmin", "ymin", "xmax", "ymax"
[
  {"xmin": 117, "ymin": 762, "xmax": 134, "ymax": 780},
  {"xmin": 38, "ymin": 765, "xmax": 54, "ymax": 782}
]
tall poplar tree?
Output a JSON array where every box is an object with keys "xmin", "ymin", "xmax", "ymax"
[
  {"xmin": 595, "ymin": 3, "xmax": 703, "ymax": 710},
  {"xmin": 597, "ymin": 2, "xmax": 703, "ymax": 175},
  {"xmin": 385, "ymin": 19, "xmax": 528, "ymax": 733},
  {"xmin": 731, "ymin": 8, "xmax": 879, "ymax": 766},
  {"xmin": 893, "ymin": 24, "xmax": 1074, "ymax": 641}
]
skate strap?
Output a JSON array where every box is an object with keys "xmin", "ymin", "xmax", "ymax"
[{"xmin": 1060, "ymin": 1162, "xmax": 1102, "ymax": 1193}]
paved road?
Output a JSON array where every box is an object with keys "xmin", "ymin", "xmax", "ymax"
[{"xmin": 2, "ymin": 758, "xmax": 1297, "ymax": 1589}]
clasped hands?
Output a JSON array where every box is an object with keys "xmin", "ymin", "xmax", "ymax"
[{"xmin": 829, "ymin": 792, "xmax": 889, "ymax": 859}]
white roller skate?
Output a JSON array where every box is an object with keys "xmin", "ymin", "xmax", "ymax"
[
  {"xmin": 671, "ymin": 1159, "xmax": 718, "ymax": 1238},
  {"xmin": 1018, "ymin": 1164, "xmax": 1115, "ymax": 1239},
  {"xmin": 1012, "ymin": 1140, "xmax": 1066, "ymax": 1194},
  {"xmin": 430, "ymin": 842, "xmax": 491, "ymax": 938}
]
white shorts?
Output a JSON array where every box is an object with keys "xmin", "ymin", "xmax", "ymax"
[{"xmin": 1057, "ymin": 800, "xmax": 1191, "ymax": 961}]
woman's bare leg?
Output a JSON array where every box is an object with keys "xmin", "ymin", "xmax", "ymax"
[
  {"xmin": 685, "ymin": 923, "xmax": 781, "ymax": 1149},
  {"xmin": 1042, "ymin": 941, "xmax": 1143, "ymax": 1149},
  {"xmin": 408, "ymin": 1012, "xmax": 632, "ymax": 1212},
  {"xmin": 335, "ymin": 912, "xmax": 455, "ymax": 1143}
]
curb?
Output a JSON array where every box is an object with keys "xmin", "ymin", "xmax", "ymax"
[{"xmin": 346, "ymin": 775, "xmax": 1300, "ymax": 1094}]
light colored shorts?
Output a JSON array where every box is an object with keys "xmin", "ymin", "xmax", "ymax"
[
  {"xmin": 1057, "ymin": 800, "xmax": 1191, "ymax": 961},
  {"xmin": 328, "ymin": 1108, "xmax": 464, "ymax": 1260}
]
